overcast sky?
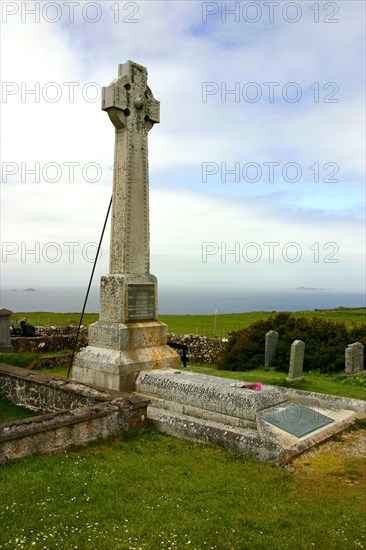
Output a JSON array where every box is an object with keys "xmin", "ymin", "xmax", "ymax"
[{"xmin": 1, "ymin": 0, "xmax": 365, "ymax": 295}]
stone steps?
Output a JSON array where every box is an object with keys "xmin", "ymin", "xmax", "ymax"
[
  {"xmin": 141, "ymin": 394, "xmax": 257, "ymax": 430},
  {"xmin": 147, "ymin": 405, "xmax": 284, "ymax": 464}
]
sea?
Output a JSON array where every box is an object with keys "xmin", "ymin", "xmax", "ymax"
[{"xmin": 1, "ymin": 287, "xmax": 365, "ymax": 315}]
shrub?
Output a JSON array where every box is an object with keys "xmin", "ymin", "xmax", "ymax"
[
  {"xmin": 217, "ymin": 313, "xmax": 364, "ymax": 374},
  {"xmin": 348, "ymin": 324, "xmax": 366, "ymax": 348}
]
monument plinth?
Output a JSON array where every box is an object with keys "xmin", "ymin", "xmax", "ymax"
[{"xmin": 73, "ymin": 61, "xmax": 180, "ymax": 392}]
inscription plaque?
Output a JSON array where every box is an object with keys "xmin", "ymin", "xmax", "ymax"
[
  {"xmin": 127, "ymin": 284, "xmax": 155, "ymax": 321},
  {"xmin": 263, "ymin": 404, "xmax": 334, "ymax": 438}
]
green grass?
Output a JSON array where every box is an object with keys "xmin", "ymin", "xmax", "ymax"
[
  {"xmin": 0, "ymin": 395, "xmax": 39, "ymax": 423},
  {"xmin": 0, "ymin": 352, "xmax": 42, "ymax": 369},
  {"xmin": 2, "ymin": 349, "xmax": 364, "ymax": 401},
  {"xmin": 0, "ymin": 428, "xmax": 364, "ymax": 550},
  {"xmin": 0, "ymin": 353, "xmax": 72, "ymax": 379},
  {"xmin": 37, "ymin": 366, "xmax": 71, "ymax": 377},
  {"xmin": 0, "ymin": 352, "xmax": 72, "ymax": 382},
  {"xmin": 11, "ymin": 312, "xmax": 98, "ymax": 327},
  {"xmin": 11, "ymin": 308, "xmax": 366, "ymax": 336},
  {"xmin": 2, "ymin": 310, "xmax": 365, "ymax": 548}
]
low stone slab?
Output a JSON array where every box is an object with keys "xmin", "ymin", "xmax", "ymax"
[
  {"xmin": 136, "ymin": 369, "xmax": 286, "ymax": 421},
  {"xmin": 135, "ymin": 369, "xmax": 366, "ymax": 465}
]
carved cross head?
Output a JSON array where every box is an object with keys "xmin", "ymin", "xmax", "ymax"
[{"xmin": 102, "ymin": 60, "xmax": 160, "ymax": 132}]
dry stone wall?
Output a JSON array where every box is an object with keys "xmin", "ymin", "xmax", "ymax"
[
  {"xmin": 10, "ymin": 327, "xmax": 88, "ymax": 353},
  {"xmin": 7, "ymin": 328, "xmax": 228, "ymax": 364},
  {"xmin": 34, "ymin": 325, "xmax": 88, "ymax": 337},
  {"xmin": 0, "ymin": 363, "xmax": 149, "ymax": 464},
  {"xmin": 167, "ymin": 334, "xmax": 227, "ymax": 364},
  {"xmin": 0, "ymin": 363, "xmax": 103, "ymax": 411}
]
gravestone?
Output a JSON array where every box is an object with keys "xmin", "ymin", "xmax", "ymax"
[
  {"xmin": 264, "ymin": 330, "xmax": 278, "ymax": 369},
  {"xmin": 286, "ymin": 340, "xmax": 305, "ymax": 382},
  {"xmin": 73, "ymin": 61, "xmax": 180, "ymax": 392},
  {"xmin": 0, "ymin": 308, "xmax": 13, "ymax": 353},
  {"xmin": 135, "ymin": 368, "xmax": 366, "ymax": 464},
  {"xmin": 345, "ymin": 342, "xmax": 364, "ymax": 376}
]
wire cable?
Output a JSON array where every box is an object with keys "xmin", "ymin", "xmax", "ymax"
[{"xmin": 67, "ymin": 195, "xmax": 112, "ymax": 379}]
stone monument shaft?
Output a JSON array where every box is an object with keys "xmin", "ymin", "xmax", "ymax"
[
  {"xmin": 73, "ymin": 61, "xmax": 180, "ymax": 392},
  {"xmin": 102, "ymin": 61, "xmax": 160, "ymax": 275}
]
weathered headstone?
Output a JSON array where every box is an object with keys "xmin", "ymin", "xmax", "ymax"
[
  {"xmin": 345, "ymin": 342, "xmax": 364, "ymax": 376},
  {"xmin": 0, "ymin": 308, "xmax": 13, "ymax": 353},
  {"xmin": 265, "ymin": 330, "xmax": 278, "ymax": 369},
  {"xmin": 286, "ymin": 340, "xmax": 305, "ymax": 382},
  {"xmin": 73, "ymin": 61, "xmax": 180, "ymax": 392}
]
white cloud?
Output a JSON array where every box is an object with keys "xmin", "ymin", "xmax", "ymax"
[{"xmin": 0, "ymin": 0, "xmax": 364, "ymax": 302}]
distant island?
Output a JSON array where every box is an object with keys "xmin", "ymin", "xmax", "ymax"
[
  {"xmin": 22, "ymin": 288, "xmax": 38, "ymax": 292},
  {"xmin": 297, "ymin": 286, "xmax": 332, "ymax": 291}
]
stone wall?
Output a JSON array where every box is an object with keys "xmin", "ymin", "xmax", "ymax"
[
  {"xmin": 34, "ymin": 325, "xmax": 88, "ymax": 337},
  {"xmin": 8, "ymin": 326, "xmax": 87, "ymax": 353},
  {"xmin": 167, "ymin": 334, "xmax": 227, "ymax": 364},
  {"xmin": 0, "ymin": 363, "xmax": 149, "ymax": 464},
  {"xmin": 0, "ymin": 364, "xmax": 105, "ymax": 411},
  {"xmin": 11, "ymin": 334, "xmax": 87, "ymax": 354},
  {"xmin": 8, "ymin": 328, "xmax": 227, "ymax": 364}
]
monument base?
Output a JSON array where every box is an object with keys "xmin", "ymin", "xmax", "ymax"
[
  {"xmin": 344, "ymin": 370, "xmax": 366, "ymax": 377},
  {"xmin": 0, "ymin": 344, "xmax": 13, "ymax": 353},
  {"xmin": 286, "ymin": 376, "xmax": 304, "ymax": 382},
  {"xmin": 73, "ymin": 321, "xmax": 180, "ymax": 392}
]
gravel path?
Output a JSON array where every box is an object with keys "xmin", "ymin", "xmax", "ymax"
[
  {"xmin": 301, "ymin": 427, "xmax": 365, "ymax": 458},
  {"xmin": 285, "ymin": 427, "xmax": 366, "ymax": 472}
]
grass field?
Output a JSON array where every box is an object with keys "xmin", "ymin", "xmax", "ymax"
[
  {"xmin": 0, "ymin": 395, "xmax": 40, "ymax": 423},
  {"xmin": 1, "ymin": 350, "xmax": 364, "ymax": 401},
  {"xmin": 0, "ymin": 427, "xmax": 365, "ymax": 550},
  {"xmin": 11, "ymin": 308, "xmax": 366, "ymax": 337},
  {"xmin": 2, "ymin": 310, "xmax": 365, "ymax": 548}
]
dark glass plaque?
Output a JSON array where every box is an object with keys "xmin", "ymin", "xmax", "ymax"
[
  {"xmin": 263, "ymin": 404, "xmax": 334, "ymax": 438},
  {"xmin": 127, "ymin": 284, "xmax": 155, "ymax": 321}
]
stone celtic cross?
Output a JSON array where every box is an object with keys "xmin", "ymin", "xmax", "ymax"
[
  {"xmin": 102, "ymin": 60, "xmax": 160, "ymax": 275},
  {"xmin": 73, "ymin": 61, "xmax": 179, "ymax": 392}
]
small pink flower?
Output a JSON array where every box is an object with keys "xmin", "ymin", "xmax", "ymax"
[{"xmin": 252, "ymin": 382, "xmax": 262, "ymax": 391}]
